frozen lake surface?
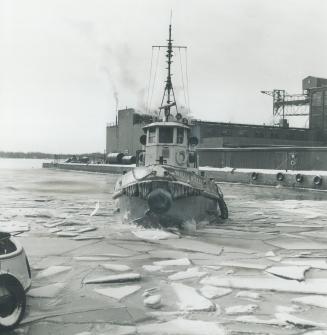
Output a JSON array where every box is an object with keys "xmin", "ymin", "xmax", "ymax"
[{"xmin": 1, "ymin": 161, "xmax": 327, "ymax": 334}]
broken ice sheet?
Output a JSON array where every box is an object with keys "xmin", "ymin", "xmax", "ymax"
[
  {"xmin": 266, "ymin": 237, "xmax": 327, "ymax": 250},
  {"xmin": 153, "ymin": 258, "xmax": 191, "ymax": 267},
  {"xmin": 225, "ymin": 304, "xmax": 258, "ymax": 315},
  {"xmin": 265, "ymin": 265, "xmax": 310, "ymax": 281},
  {"xmin": 171, "ymin": 282, "xmax": 215, "ymax": 312},
  {"xmin": 168, "ymin": 267, "xmax": 207, "ymax": 281},
  {"xmin": 57, "ymin": 231, "xmax": 79, "ymax": 237},
  {"xmin": 84, "ymin": 272, "xmax": 141, "ymax": 284},
  {"xmin": 77, "ymin": 226, "xmax": 97, "ymax": 233},
  {"xmin": 137, "ymin": 318, "xmax": 226, "ymax": 335},
  {"xmin": 94, "ymin": 285, "xmax": 141, "ymax": 300},
  {"xmin": 28, "ymin": 283, "xmax": 66, "ymax": 298},
  {"xmin": 236, "ymin": 291, "xmax": 261, "ymax": 300},
  {"xmin": 275, "ymin": 312, "xmax": 327, "ymax": 328},
  {"xmin": 36, "ymin": 266, "xmax": 72, "ymax": 279},
  {"xmin": 100, "ymin": 263, "xmax": 131, "ymax": 272},
  {"xmin": 132, "ymin": 229, "xmax": 179, "ymax": 240},
  {"xmin": 292, "ymin": 295, "xmax": 327, "ymax": 309},
  {"xmin": 281, "ymin": 258, "xmax": 327, "ymax": 270},
  {"xmin": 73, "ymin": 235, "xmax": 104, "ymax": 241},
  {"xmin": 235, "ymin": 315, "xmax": 286, "ymax": 327},
  {"xmin": 200, "ymin": 286, "xmax": 232, "ymax": 299},
  {"xmin": 142, "ymin": 265, "xmax": 162, "ymax": 272},
  {"xmin": 200, "ymin": 275, "xmax": 327, "ymax": 294}
]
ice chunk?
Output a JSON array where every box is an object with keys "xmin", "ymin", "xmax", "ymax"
[
  {"xmin": 275, "ymin": 305, "xmax": 303, "ymax": 313},
  {"xmin": 265, "ymin": 251, "xmax": 275, "ymax": 257},
  {"xmin": 73, "ymin": 235, "xmax": 104, "ymax": 240},
  {"xmin": 171, "ymin": 283, "xmax": 215, "ymax": 312},
  {"xmin": 77, "ymin": 226, "xmax": 97, "ymax": 233},
  {"xmin": 200, "ymin": 275, "xmax": 327, "ymax": 294},
  {"xmin": 132, "ymin": 229, "xmax": 179, "ymax": 240},
  {"xmin": 28, "ymin": 283, "xmax": 65, "ymax": 298},
  {"xmin": 266, "ymin": 238, "xmax": 327, "ymax": 250},
  {"xmin": 90, "ymin": 201, "xmax": 100, "ymax": 216},
  {"xmin": 142, "ymin": 265, "xmax": 162, "ymax": 272},
  {"xmin": 57, "ymin": 231, "xmax": 79, "ymax": 237},
  {"xmin": 153, "ymin": 258, "xmax": 191, "ymax": 267},
  {"xmin": 94, "ymin": 285, "xmax": 141, "ymax": 300},
  {"xmin": 217, "ymin": 260, "xmax": 268, "ymax": 270},
  {"xmin": 84, "ymin": 272, "xmax": 141, "ymax": 284},
  {"xmin": 281, "ymin": 258, "xmax": 327, "ymax": 270},
  {"xmin": 292, "ymin": 295, "xmax": 327, "ymax": 309},
  {"xmin": 302, "ymin": 331, "xmax": 327, "ymax": 335},
  {"xmin": 159, "ymin": 238, "xmax": 223, "ymax": 255},
  {"xmin": 100, "ymin": 263, "xmax": 131, "ymax": 272},
  {"xmin": 275, "ymin": 313, "xmax": 327, "ymax": 328},
  {"xmin": 168, "ymin": 267, "xmax": 207, "ymax": 281},
  {"xmin": 225, "ymin": 304, "xmax": 258, "ymax": 315},
  {"xmin": 235, "ymin": 315, "xmax": 286, "ymax": 326},
  {"xmin": 137, "ymin": 318, "xmax": 226, "ymax": 335},
  {"xmin": 200, "ymin": 286, "xmax": 232, "ymax": 299},
  {"xmin": 144, "ymin": 294, "xmax": 162, "ymax": 309},
  {"xmin": 236, "ymin": 291, "xmax": 261, "ymax": 300},
  {"xmin": 265, "ymin": 265, "xmax": 310, "ymax": 281},
  {"xmin": 36, "ymin": 266, "xmax": 72, "ymax": 279}
]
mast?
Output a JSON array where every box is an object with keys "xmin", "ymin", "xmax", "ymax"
[
  {"xmin": 153, "ymin": 20, "xmax": 186, "ymax": 121},
  {"xmin": 160, "ymin": 23, "xmax": 177, "ymax": 121}
]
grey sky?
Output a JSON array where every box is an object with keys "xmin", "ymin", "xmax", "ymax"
[{"xmin": 1, "ymin": 0, "xmax": 327, "ymax": 153}]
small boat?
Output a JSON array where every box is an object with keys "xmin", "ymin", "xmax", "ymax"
[
  {"xmin": 113, "ymin": 23, "xmax": 228, "ymax": 227},
  {"xmin": 0, "ymin": 232, "xmax": 31, "ymax": 330}
]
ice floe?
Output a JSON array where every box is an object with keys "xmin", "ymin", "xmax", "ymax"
[
  {"xmin": 266, "ymin": 238, "xmax": 327, "ymax": 250},
  {"xmin": 57, "ymin": 231, "xmax": 79, "ymax": 237},
  {"xmin": 90, "ymin": 201, "xmax": 100, "ymax": 216},
  {"xmin": 216, "ymin": 260, "xmax": 269, "ymax": 270},
  {"xmin": 144, "ymin": 294, "xmax": 162, "ymax": 309},
  {"xmin": 171, "ymin": 282, "xmax": 215, "ymax": 311},
  {"xmin": 73, "ymin": 235, "xmax": 104, "ymax": 240},
  {"xmin": 292, "ymin": 295, "xmax": 327, "ymax": 309},
  {"xmin": 275, "ymin": 312, "xmax": 327, "ymax": 328},
  {"xmin": 225, "ymin": 304, "xmax": 258, "ymax": 315},
  {"xmin": 234, "ymin": 315, "xmax": 286, "ymax": 326},
  {"xmin": 153, "ymin": 258, "xmax": 191, "ymax": 267},
  {"xmin": 236, "ymin": 291, "xmax": 261, "ymax": 300},
  {"xmin": 200, "ymin": 275, "xmax": 327, "ymax": 294},
  {"xmin": 137, "ymin": 318, "xmax": 226, "ymax": 335},
  {"xmin": 28, "ymin": 283, "xmax": 66, "ymax": 298},
  {"xmin": 77, "ymin": 226, "xmax": 97, "ymax": 233},
  {"xmin": 281, "ymin": 258, "xmax": 327, "ymax": 270},
  {"xmin": 36, "ymin": 266, "xmax": 72, "ymax": 279},
  {"xmin": 168, "ymin": 267, "xmax": 207, "ymax": 281},
  {"xmin": 84, "ymin": 272, "xmax": 141, "ymax": 284},
  {"xmin": 94, "ymin": 285, "xmax": 141, "ymax": 300},
  {"xmin": 200, "ymin": 286, "xmax": 232, "ymax": 299},
  {"xmin": 132, "ymin": 229, "xmax": 179, "ymax": 240},
  {"xmin": 100, "ymin": 263, "xmax": 131, "ymax": 272},
  {"xmin": 265, "ymin": 265, "xmax": 310, "ymax": 281},
  {"xmin": 142, "ymin": 265, "xmax": 162, "ymax": 272}
]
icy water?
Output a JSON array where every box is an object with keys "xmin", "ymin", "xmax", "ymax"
[{"xmin": 1, "ymin": 162, "xmax": 327, "ymax": 334}]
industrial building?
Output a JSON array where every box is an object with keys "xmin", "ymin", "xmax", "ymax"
[{"xmin": 106, "ymin": 76, "xmax": 327, "ymax": 170}]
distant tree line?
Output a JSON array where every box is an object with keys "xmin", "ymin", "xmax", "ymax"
[{"xmin": 0, "ymin": 151, "xmax": 105, "ymax": 160}]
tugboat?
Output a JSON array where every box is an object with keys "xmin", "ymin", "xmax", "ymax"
[{"xmin": 113, "ymin": 24, "xmax": 228, "ymax": 227}]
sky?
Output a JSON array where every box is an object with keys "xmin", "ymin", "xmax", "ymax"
[{"xmin": 1, "ymin": 0, "xmax": 327, "ymax": 154}]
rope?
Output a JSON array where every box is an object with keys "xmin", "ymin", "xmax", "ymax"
[
  {"xmin": 178, "ymin": 48, "xmax": 188, "ymax": 109},
  {"xmin": 145, "ymin": 47, "xmax": 155, "ymax": 113},
  {"xmin": 149, "ymin": 47, "xmax": 161, "ymax": 113},
  {"xmin": 185, "ymin": 48, "xmax": 191, "ymax": 112}
]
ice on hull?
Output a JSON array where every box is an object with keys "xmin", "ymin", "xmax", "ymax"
[{"xmin": 117, "ymin": 193, "xmax": 219, "ymax": 226}]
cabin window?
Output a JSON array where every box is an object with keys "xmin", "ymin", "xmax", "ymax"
[
  {"xmin": 159, "ymin": 127, "xmax": 174, "ymax": 143},
  {"xmin": 177, "ymin": 128, "xmax": 184, "ymax": 144},
  {"xmin": 148, "ymin": 128, "xmax": 156, "ymax": 143}
]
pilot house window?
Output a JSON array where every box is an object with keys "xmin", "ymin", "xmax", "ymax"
[
  {"xmin": 177, "ymin": 128, "xmax": 184, "ymax": 144},
  {"xmin": 159, "ymin": 127, "xmax": 174, "ymax": 143},
  {"xmin": 148, "ymin": 128, "xmax": 156, "ymax": 143}
]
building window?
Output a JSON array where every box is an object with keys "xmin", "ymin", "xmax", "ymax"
[
  {"xmin": 312, "ymin": 92, "xmax": 323, "ymax": 106},
  {"xmin": 159, "ymin": 127, "xmax": 174, "ymax": 143},
  {"xmin": 177, "ymin": 128, "xmax": 184, "ymax": 144},
  {"xmin": 148, "ymin": 128, "xmax": 156, "ymax": 143}
]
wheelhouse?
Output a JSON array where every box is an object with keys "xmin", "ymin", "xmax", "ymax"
[{"xmin": 143, "ymin": 122, "xmax": 190, "ymax": 168}]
